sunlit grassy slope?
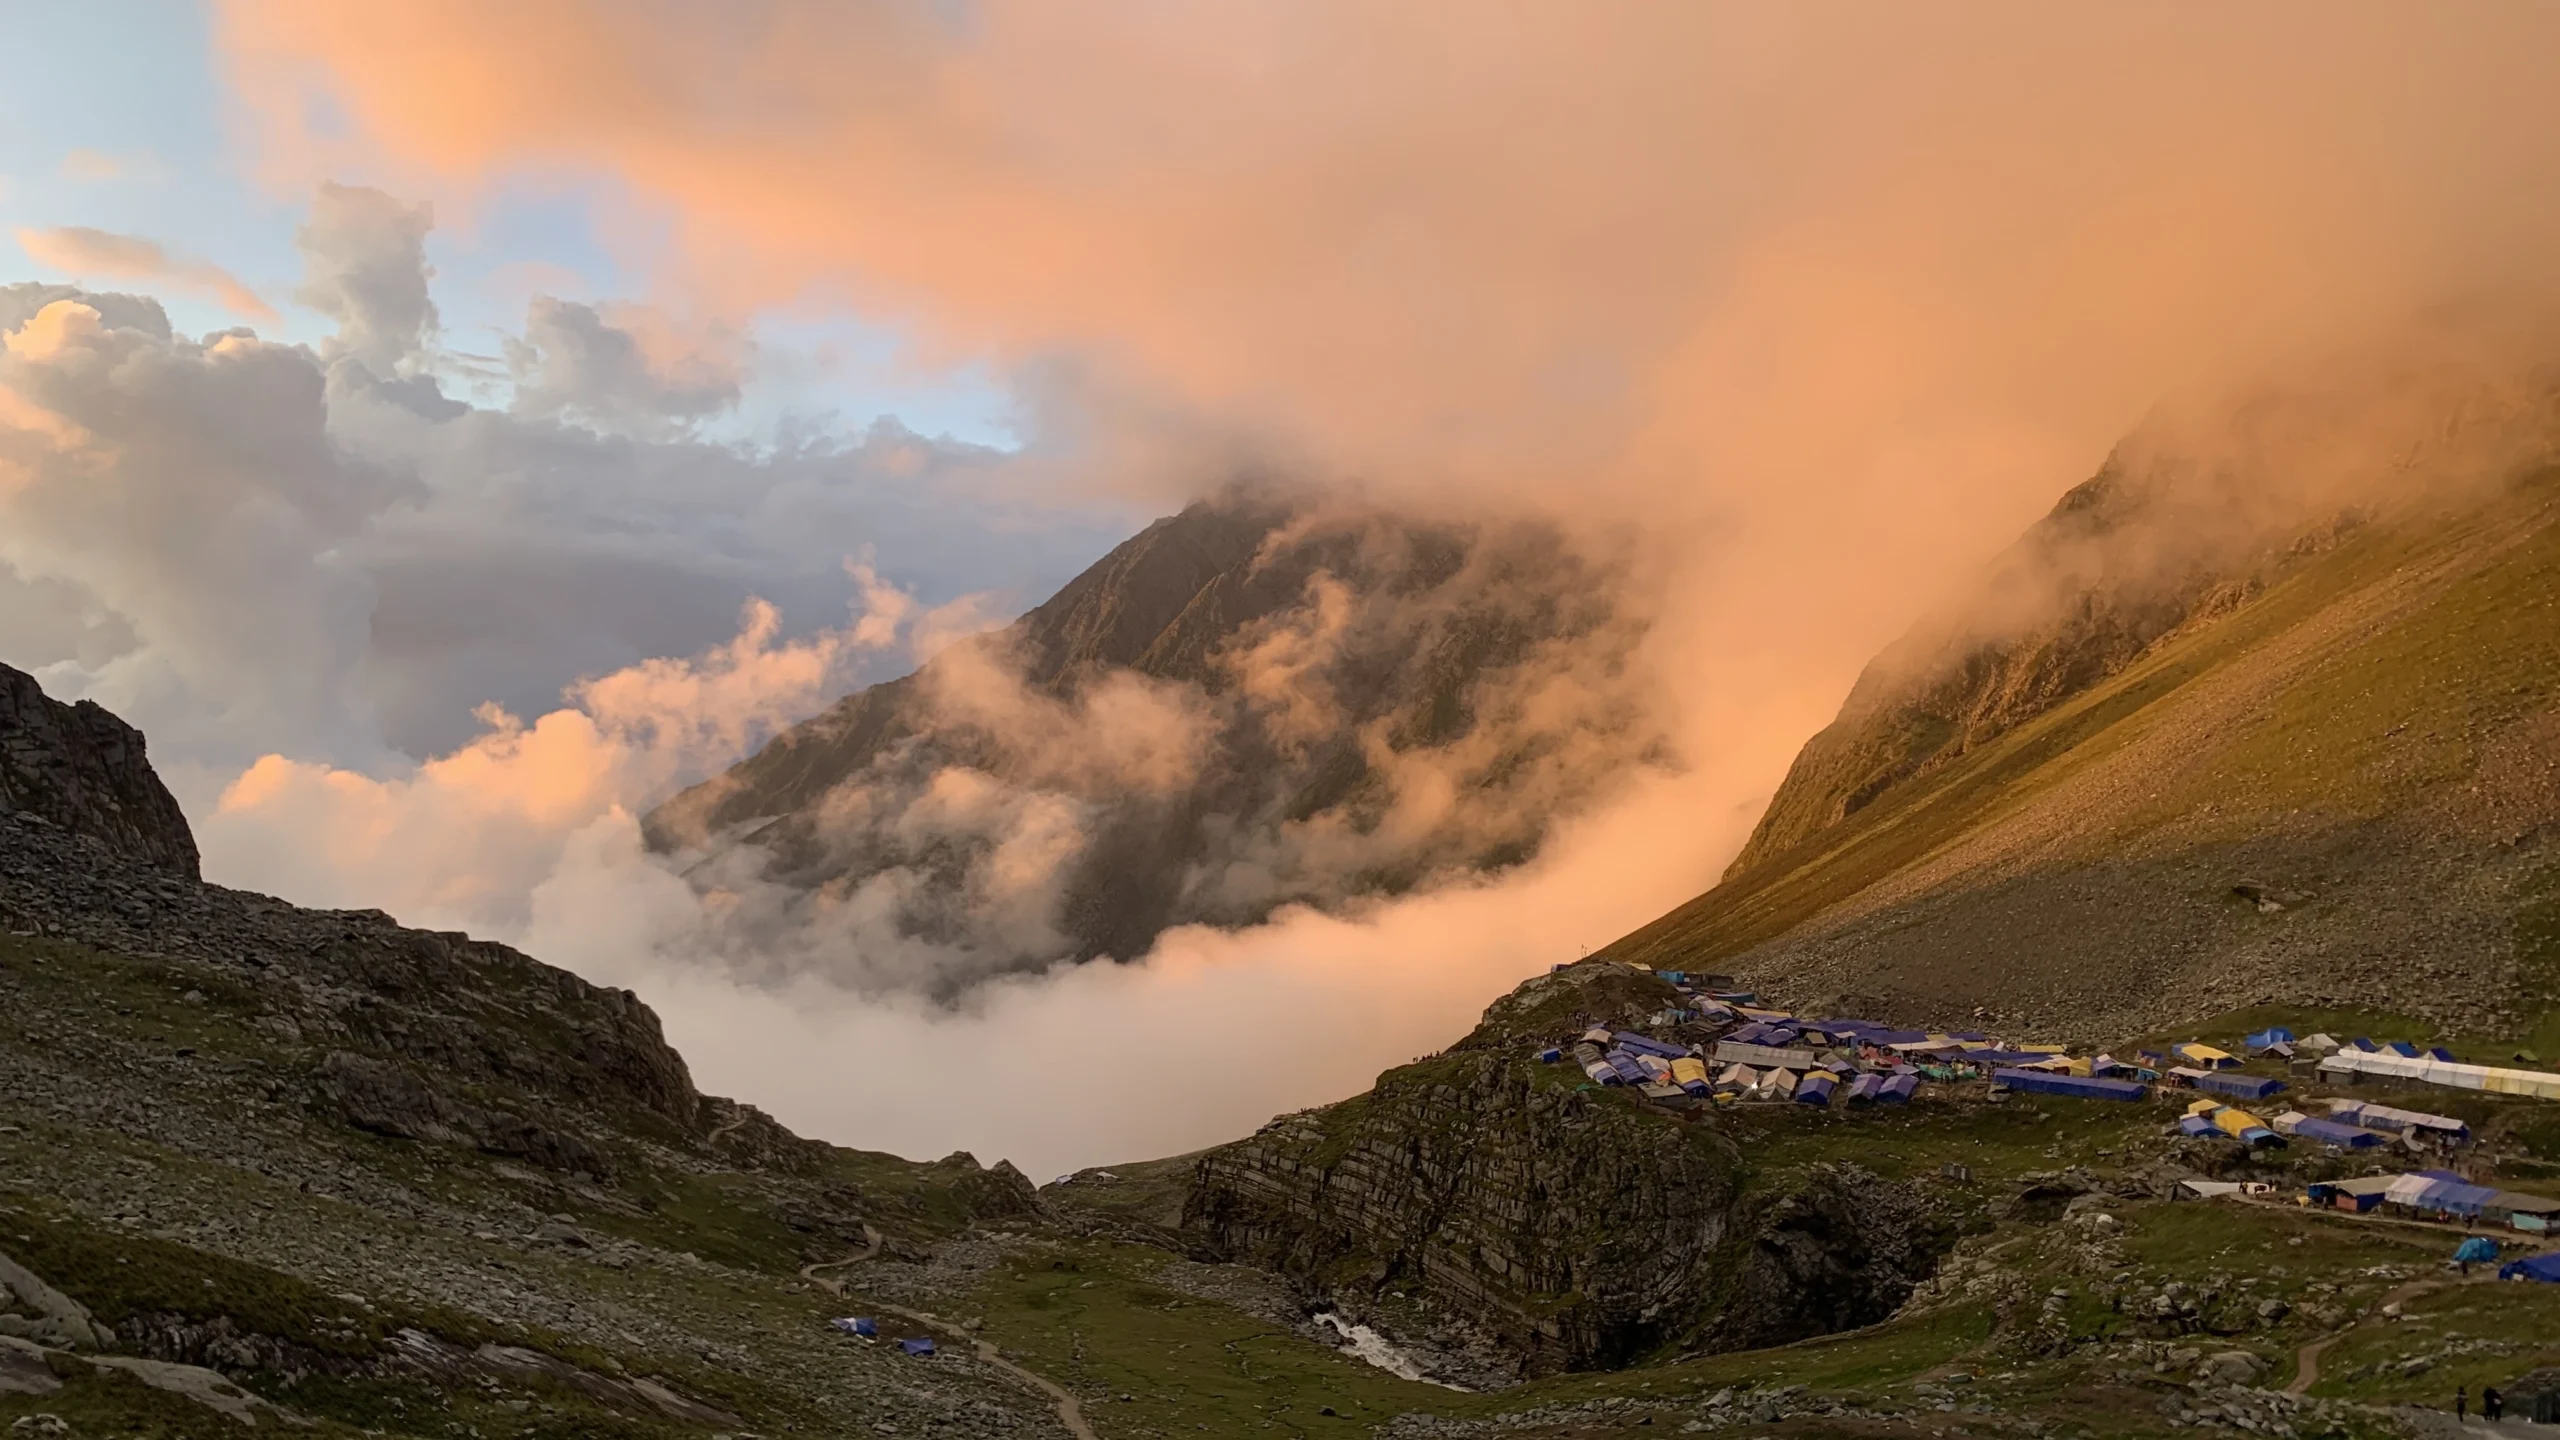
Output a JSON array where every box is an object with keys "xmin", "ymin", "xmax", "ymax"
[{"xmin": 1603, "ymin": 468, "xmax": 2560, "ymax": 1037}]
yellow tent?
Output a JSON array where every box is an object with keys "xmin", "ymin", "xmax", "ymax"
[
  {"xmin": 2175, "ymin": 1043, "xmax": 2240, "ymax": 1069},
  {"xmin": 1670, "ymin": 1057, "xmax": 1709, "ymax": 1087},
  {"xmin": 2211, "ymin": 1107, "xmax": 2269, "ymax": 1139}
]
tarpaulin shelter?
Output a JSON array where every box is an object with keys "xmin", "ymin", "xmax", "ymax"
[
  {"xmin": 2174, "ymin": 1043, "xmax": 2242, "ymax": 1069},
  {"xmin": 1615, "ymin": 1032, "xmax": 1690, "ymax": 1061},
  {"xmin": 1716, "ymin": 1064, "xmax": 1760, "ymax": 1094},
  {"xmin": 1715, "ymin": 1040, "xmax": 1821, "ymax": 1069},
  {"xmin": 832, "ymin": 1317, "xmax": 878, "ymax": 1338},
  {"xmin": 900, "ymin": 1337, "xmax": 937, "ymax": 1357},
  {"xmin": 2306, "ymin": 1177, "xmax": 2394, "ymax": 1212},
  {"xmin": 2318, "ymin": 1050, "xmax": 2560, "ymax": 1100},
  {"xmin": 2244, "ymin": 1026, "xmax": 2296, "ymax": 1051},
  {"xmin": 1536, "ymin": 1048, "xmax": 1562, "ymax": 1064},
  {"xmin": 2453, "ymin": 1236, "xmax": 2500, "ymax": 1264},
  {"xmin": 2178, "ymin": 1115, "xmax": 2219, "ymax": 1137},
  {"xmin": 1797, "ymin": 1073, "xmax": 1837, "ymax": 1106},
  {"xmin": 2498, "ymin": 1252, "xmax": 2560, "ymax": 1283},
  {"xmin": 2194, "ymin": 1071, "xmax": 2287, "ymax": 1101},
  {"xmin": 1634, "ymin": 1054, "xmax": 1674, "ymax": 1083},
  {"xmin": 1763, "ymin": 1069, "xmax": 1799, "ymax": 1100},
  {"xmin": 2283, "ymin": 1115, "xmax": 2382, "ymax": 1149},
  {"xmin": 2326, "ymin": 1100, "xmax": 2471, "ymax": 1142},
  {"xmin": 1845, "ymin": 1074, "xmax": 1880, "ymax": 1103},
  {"xmin": 1877, "ymin": 1074, "xmax": 1918, "ymax": 1103},
  {"xmin": 2384, "ymin": 1172, "xmax": 2497, "ymax": 1217},
  {"xmin": 1640, "ymin": 1081, "xmax": 1688, "ymax": 1102},
  {"xmin": 1671, "ymin": 1056, "xmax": 1710, "ymax": 1095},
  {"xmin": 1994, "ymin": 1067, "xmax": 2148, "ymax": 1101},
  {"xmin": 2298, "ymin": 1033, "xmax": 2341, "ymax": 1054},
  {"xmin": 2386, "ymin": 1040, "xmax": 2421, "ymax": 1057},
  {"xmin": 2487, "ymin": 1192, "xmax": 2560, "ymax": 1229},
  {"xmin": 2166, "ymin": 1066, "xmax": 2213, "ymax": 1086},
  {"xmin": 1606, "ymin": 1051, "xmax": 1649, "ymax": 1086}
]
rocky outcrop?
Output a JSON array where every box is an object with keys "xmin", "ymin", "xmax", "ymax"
[
  {"xmin": 0, "ymin": 662, "xmax": 198, "ymax": 877},
  {"xmin": 1183, "ymin": 1046, "xmax": 1947, "ymax": 1376}
]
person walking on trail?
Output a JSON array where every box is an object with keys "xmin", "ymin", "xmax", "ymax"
[
  {"xmin": 2456, "ymin": 1386, "xmax": 2467, "ymax": 1421},
  {"xmin": 2484, "ymin": 1387, "xmax": 2503, "ymax": 1422}
]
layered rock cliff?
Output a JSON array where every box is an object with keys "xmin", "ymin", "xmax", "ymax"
[
  {"xmin": 0, "ymin": 661, "xmax": 198, "ymax": 877},
  {"xmin": 1180, "ymin": 965, "xmax": 1949, "ymax": 1377}
]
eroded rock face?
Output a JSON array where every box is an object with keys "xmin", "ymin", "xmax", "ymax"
[
  {"xmin": 1190, "ymin": 1052, "xmax": 1740, "ymax": 1374},
  {"xmin": 0, "ymin": 662, "xmax": 198, "ymax": 878}
]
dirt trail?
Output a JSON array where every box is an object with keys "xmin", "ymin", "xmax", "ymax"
[
  {"xmin": 802, "ymin": 1228, "xmax": 1097, "ymax": 1440},
  {"xmin": 2287, "ymin": 1272, "xmax": 2497, "ymax": 1396},
  {"xmin": 797, "ymin": 1224, "xmax": 882, "ymax": 1290}
]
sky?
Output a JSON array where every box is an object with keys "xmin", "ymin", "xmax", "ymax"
[{"xmin": 8, "ymin": 2, "xmax": 2560, "ymax": 1178}]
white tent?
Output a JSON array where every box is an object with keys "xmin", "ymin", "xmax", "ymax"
[{"xmin": 2317, "ymin": 1049, "xmax": 2560, "ymax": 1100}]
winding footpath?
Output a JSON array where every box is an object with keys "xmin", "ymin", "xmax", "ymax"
[
  {"xmin": 2286, "ymin": 1272, "xmax": 2495, "ymax": 1396},
  {"xmin": 799, "ymin": 1227, "xmax": 1099, "ymax": 1440}
]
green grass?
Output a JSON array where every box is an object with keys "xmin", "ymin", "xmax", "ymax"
[
  {"xmin": 2309, "ymin": 1277, "xmax": 2560, "ymax": 1406},
  {"xmin": 1608, "ymin": 470, "xmax": 2560, "ymax": 973}
]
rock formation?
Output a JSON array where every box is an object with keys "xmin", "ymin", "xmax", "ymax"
[{"xmin": 0, "ymin": 661, "xmax": 198, "ymax": 877}]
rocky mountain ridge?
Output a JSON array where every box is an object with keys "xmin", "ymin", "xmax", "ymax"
[{"xmin": 645, "ymin": 495, "xmax": 1657, "ymax": 991}]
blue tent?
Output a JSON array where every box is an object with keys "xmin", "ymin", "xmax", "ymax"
[
  {"xmin": 1615, "ymin": 1031, "xmax": 1689, "ymax": 1061},
  {"xmin": 1845, "ymin": 1074, "xmax": 1880, "ymax": 1103},
  {"xmin": 2194, "ymin": 1072, "xmax": 2287, "ymax": 1101},
  {"xmin": 1797, "ymin": 1073, "xmax": 1837, "ymax": 1106},
  {"xmin": 1877, "ymin": 1074, "xmax": 1918, "ymax": 1103},
  {"xmin": 900, "ymin": 1337, "xmax": 938, "ymax": 1357},
  {"xmin": 2453, "ymin": 1237, "xmax": 2500, "ymax": 1264},
  {"xmin": 1606, "ymin": 1051, "xmax": 1648, "ymax": 1085},
  {"xmin": 2244, "ymin": 1026, "xmax": 2296, "ymax": 1050},
  {"xmin": 2387, "ymin": 1040, "xmax": 2422, "ymax": 1058},
  {"xmin": 2498, "ymin": 1252, "xmax": 2560, "ymax": 1283},
  {"xmin": 2290, "ymin": 1117, "xmax": 2381, "ymax": 1149},
  {"xmin": 2427, "ymin": 1047, "xmax": 2457, "ymax": 1062},
  {"xmin": 2179, "ymin": 1115, "xmax": 2218, "ymax": 1137},
  {"xmin": 833, "ymin": 1316, "xmax": 878, "ymax": 1338},
  {"xmin": 1536, "ymin": 1047, "xmax": 1563, "ymax": 1064},
  {"xmin": 1994, "ymin": 1067, "xmax": 2149, "ymax": 1101}
]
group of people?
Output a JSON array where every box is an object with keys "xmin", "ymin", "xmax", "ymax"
[{"xmin": 2456, "ymin": 1385, "xmax": 2505, "ymax": 1423}]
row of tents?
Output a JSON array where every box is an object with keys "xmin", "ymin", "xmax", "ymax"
[
  {"xmin": 2302, "ymin": 1170, "xmax": 2560, "ymax": 1231},
  {"xmin": 2316, "ymin": 1047, "xmax": 2560, "ymax": 1099}
]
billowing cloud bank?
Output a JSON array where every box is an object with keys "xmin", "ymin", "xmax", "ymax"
[{"xmin": 8, "ymin": 6, "xmax": 2560, "ymax": 1175}]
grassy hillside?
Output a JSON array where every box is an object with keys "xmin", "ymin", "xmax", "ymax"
[{"xmin": 1605, "ymin": 468, "xmax": 2560, "ymax": 1041}]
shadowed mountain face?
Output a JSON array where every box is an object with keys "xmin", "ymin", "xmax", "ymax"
[
  {"xmin": 0, "ymin": 661, "xmax": 198, "ymax": 878},
  {"xmin": 644, "ymin": 497, "xmax": 1661, "ymax": 994}
]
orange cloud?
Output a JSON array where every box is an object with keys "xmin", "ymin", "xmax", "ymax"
[{"xmin": 16, "ymin": 226, "xmax": 278, "ymax": 321}]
